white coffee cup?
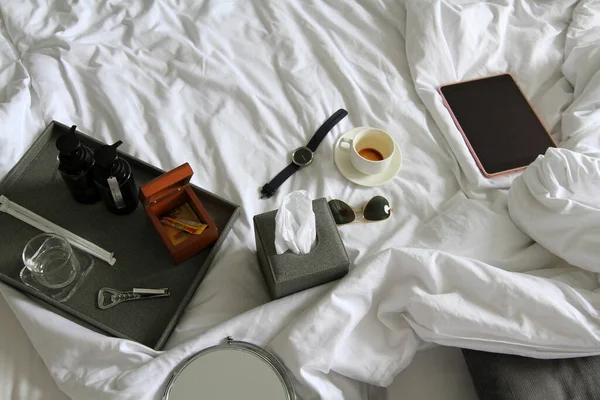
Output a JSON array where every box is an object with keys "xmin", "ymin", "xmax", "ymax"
[{"xmin": 339, "ymin": 128, "xmax": 396, "ymax": 175}]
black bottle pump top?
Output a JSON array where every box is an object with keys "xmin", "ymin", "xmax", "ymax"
[
  {"xmin": 94, "ymin": 140, "xmax": 123, "ymax": 168},
  {"xmin": 56, "ymin": 125, "xmax": 81, "ymax": 154},
  {"xmin": 56, "ymin": 125, "xmax": 90, "ymax": 172},
  {"xmin": 93, "ymin": 140, "xmax": 130, "ymax": 181},
  {"xmin": 55, "ymin": 125, "xmax": 101, "ymax": 204}
]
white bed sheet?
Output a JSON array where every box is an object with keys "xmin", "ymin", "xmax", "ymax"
[
  {"xmin": 0, "ymin": 291, "xmax": 477, "ymax": 400},
  {"xmin": 0, "ymin": 0, "xmax": 599, "ymax": 399},
  {"xmin": 0, "ymin": 293, "xmax": 69, "ymax": 400}
]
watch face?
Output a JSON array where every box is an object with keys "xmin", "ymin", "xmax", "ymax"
[{"xmin": 292, "ymin": 147, "xmax": 313, "ymax": 166}]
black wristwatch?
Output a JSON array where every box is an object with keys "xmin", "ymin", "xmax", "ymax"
[{"xmin": 260, "ymin": 109, "xmax": 348, "ymax": 199}]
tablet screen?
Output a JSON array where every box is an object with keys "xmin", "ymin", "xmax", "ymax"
[{"xmin": 440, "ymin": 74, "xmax": 555, "ymax": 176}]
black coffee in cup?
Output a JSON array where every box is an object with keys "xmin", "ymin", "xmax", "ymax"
[{"xmin": 358, "ymin": 148, "xmax": 384, "ymax": 161}]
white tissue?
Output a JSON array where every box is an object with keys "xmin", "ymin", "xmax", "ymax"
[{"xmin": 274, "ymin": 191, "xmax": 317, "ymax": 255}]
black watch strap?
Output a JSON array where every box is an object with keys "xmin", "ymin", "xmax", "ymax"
[
  {"xmin": 260, "ymin": 108, "xmax": 348, "ymax": 199},
  {"xmin": 306, "ymin": 108, "xmax": 348, "ymax": 152},
  {"xmin": 260, "ymin": 163, "xmax": 300, "ymax": 199}
]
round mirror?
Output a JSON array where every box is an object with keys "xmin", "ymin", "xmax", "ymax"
[{"xmin": 163, "ymin": 337, "xmax": 295, "ymax": 400}]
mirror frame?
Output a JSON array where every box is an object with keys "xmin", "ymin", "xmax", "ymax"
[{"xmin": 162, "ymin": 336, "xmax": 296, "ymax": 400}]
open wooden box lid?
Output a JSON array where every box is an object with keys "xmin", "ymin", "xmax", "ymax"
[{"xmin": 139, "ymin": 163, "xmax": 193, "ymax": 205}]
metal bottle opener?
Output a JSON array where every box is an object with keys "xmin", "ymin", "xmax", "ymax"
[{"xmin": 97, "ymin": 287, "xmax": 170, "ymax": 309}]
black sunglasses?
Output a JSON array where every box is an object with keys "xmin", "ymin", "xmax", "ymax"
[{"xmin": 328, "ymin": 196, "xmax": 392, "ymax": 225}]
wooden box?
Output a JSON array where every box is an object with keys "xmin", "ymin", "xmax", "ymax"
[{"xmin": 139, "ymin": 163, "xmax": 219, "ymax": 265}]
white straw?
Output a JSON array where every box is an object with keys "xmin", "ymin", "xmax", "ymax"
[{"xmin": 0, "ymin": 195, "xmax": 116, "ymax": 265}]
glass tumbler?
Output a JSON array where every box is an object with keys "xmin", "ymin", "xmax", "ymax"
[{"xmin": 22, "ymin": 233, "xmax": 80, "ymax": 289}]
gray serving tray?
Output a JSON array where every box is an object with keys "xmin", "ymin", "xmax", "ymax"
[{"xmin": 0, "ymin": 121, "xmax": 240, "ymax": 350}]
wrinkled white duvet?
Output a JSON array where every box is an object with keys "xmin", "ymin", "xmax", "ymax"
[{"xmin": 1, "ymin": 0, "xmax": 600, "ymax": 399}]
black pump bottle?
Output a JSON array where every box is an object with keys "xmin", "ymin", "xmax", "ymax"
[
  {"xmin": 56, "ymin": 125, "xmax": 101, "ymax": 204},
  {"xmin": 93, "ymin": 141, "xmax": 138, "ymax": 215}
]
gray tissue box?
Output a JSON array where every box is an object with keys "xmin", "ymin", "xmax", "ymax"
[{"xmin": 253, "ymin": 197, "xmax": 350, "ymax": 299}]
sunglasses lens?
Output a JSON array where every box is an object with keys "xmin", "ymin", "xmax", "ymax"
[
  {"xmin": 364, "ymin": 196, "xmax": 391, "ymax": 221},
  {"xmin": 328, "ymin": 200, "xmax": 356, "ymax": 225}
]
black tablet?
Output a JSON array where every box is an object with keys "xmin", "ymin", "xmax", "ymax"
[{"xmin": 439, "ymin": 74, "xmax": 555, "ymax": 177}]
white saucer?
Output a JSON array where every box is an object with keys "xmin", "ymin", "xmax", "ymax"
[{"xmin": 334, "ymin": 127, "xmax": 402, "ymax": 187}]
